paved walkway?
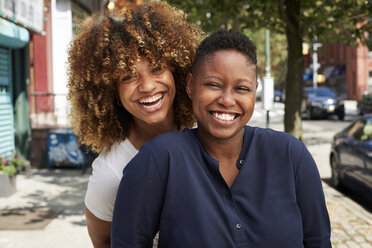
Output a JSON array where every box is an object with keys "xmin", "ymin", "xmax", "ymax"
[
  {"xmin": 0, "ymin": 169, "xmax": 92, "ymax": 248},
  {"xmin": 0, "ymin": 101, "xmax": 371, "ymax": 247},
  {"xmin": 306, "ymin": 133, "xmax": 372, "ymax": 248}
]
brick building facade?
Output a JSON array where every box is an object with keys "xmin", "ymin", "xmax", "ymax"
[{"xmin": 318, "ymin": 41, "xmax": 372, "ymax": 100}]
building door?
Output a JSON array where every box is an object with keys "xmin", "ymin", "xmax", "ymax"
[{"xmin": 0, "ymin": 47, "xmax": 14, "ymax": 158}]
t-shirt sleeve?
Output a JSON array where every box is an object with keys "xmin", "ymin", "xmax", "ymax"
[
  {"xmin": 295, "ymin": 143, "xmax": 332, "ymax": 248},
  {"xmin": 84, "ymin": 156, "xmax": 120, "ymax": 221},
  {"xmin": 111, "ymin": 144, "xmax": 166, "ymax": 248}
]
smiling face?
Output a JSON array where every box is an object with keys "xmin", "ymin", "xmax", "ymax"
[
  {"xmin": 187, "ymin": 49, "xmax": 257, "ymax": 142},
  {"xmin": 117, "ymin": 57, "xmax": 176, "ymax": 128}
]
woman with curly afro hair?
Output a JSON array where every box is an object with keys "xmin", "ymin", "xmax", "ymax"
[{"xmin": 67, "ymin": 2, "xmax": 203, "ymax": 247}]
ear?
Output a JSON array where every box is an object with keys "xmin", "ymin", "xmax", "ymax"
[{"xmin": 186, "ymin": 73, "xmax": 193, "ymax": 99}]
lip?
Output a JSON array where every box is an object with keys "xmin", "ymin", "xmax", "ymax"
[
  {"xmin": 136, "ymin": 92, "xmax": 165, "ymax": 113},
  {"xmin": 209, "ymin": 110, "xmax": 240, "ymax": 126}
]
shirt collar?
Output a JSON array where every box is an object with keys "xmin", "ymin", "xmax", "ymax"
[{"xmin": 185, "ymin": 126, "xmax": 254, "ymax": 173}]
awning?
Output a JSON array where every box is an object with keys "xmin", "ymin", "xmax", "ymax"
[
  {"xmin": 0, "ymin": 18, "xmax": 29, "ymax": 49},
  {"xmin": 323, "ymin": 65, "xmax": 346, "ymax": 78},
  {"xmin": 303, "ymin": 73, "xmax": 313, "ymax": 81}
]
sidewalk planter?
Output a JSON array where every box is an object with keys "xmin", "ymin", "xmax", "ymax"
[{"xmin": 0, "ymin": 173, "xmax": 16, "ymax": 197}]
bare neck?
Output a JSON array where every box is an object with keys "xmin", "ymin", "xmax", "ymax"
[{"xmin": 198, "ymin": 129, "xmax": 244, "ymax": 163}]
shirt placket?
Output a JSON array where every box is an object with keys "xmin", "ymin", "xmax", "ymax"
[{"xmin": 222, "ymin": 159, "xmax": 248, "ymax": 247}]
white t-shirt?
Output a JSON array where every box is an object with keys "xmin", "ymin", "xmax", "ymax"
[{"xmin": 84, "ymin": 139, "xmax": 138, "ymax": 221}]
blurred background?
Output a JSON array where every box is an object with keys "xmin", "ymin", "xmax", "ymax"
[{"xmin": 0, "ymin": 0, "xmax": 371, "ymax": 247}]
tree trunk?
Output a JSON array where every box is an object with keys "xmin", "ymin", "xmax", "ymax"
[
  {"xmin": 232, "ymin": 18, "xmax": 241, "ymax": 31},
  {"xmin": 283, "ymin": 0, "xmax": 304, "ymax": 140}
]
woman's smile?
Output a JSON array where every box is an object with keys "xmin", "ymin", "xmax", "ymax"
[
  {"xmin": 136, "ymin": 92, "xmax": 165, "ymax": 112},
  {"xmin": 210, "ymin": 111, "xmax": 239, "ymax": 122}
]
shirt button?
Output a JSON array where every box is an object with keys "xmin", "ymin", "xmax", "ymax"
[
  {"xmin": 239, "ymin": 160, "xmax": 244, "ymax": 165},
  {"xmin": 225, "ymin": 194, "xmax": 231, "ymax": 199},
  {"xmin": 236, "ymin": 223, "xmax": 241, "ymax": 229}
]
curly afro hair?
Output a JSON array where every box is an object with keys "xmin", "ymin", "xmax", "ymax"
[
  {"xmin": 67, "ymin": 2, "xmax": 203, "ymax": 153},
  {"xmin": 192, "ymin": 29, "xmax": 257, "ymax": 73}
]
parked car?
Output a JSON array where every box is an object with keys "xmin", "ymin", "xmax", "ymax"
[
  {"xmin": 302, "ymin": 87, "xmax": 345, "ymax": 120},
  {"xmin": 330, "ymin": 115, "xmax": 372, "ymax": 203},
  {"xmin": 274, "ymin": 90, "xmax": 283, "ymax": 102},
  {"xmin": 357, "ymin": 93, "xmax": 372, "ymax": 115}
]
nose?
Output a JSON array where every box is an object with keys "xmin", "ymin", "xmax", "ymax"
[
  {"xmin": 217, "ymin": 90, "xmax": 235, "ymax": 107},
  {"xmin": 138, "ymin": 75, "xmax": 156, "ymax": 93}
]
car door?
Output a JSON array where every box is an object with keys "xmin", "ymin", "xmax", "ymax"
[
  {"xmin": 347, "ymin": 121, "xmax": 369, "ymax": 182},
  {"xmin": 358, "ymin": 119, "xmax": 372, "ymax": 190},
  {"xmin": 338, "ymin": 121, "xmax": 365, "ymax": 176}
]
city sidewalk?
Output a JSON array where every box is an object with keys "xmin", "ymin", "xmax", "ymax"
[
  {"xmin": 0, "ymin": 169, "xmax": 93, "ymax": 248},
  {"xmin": 0, "ymin": 101, "xmax": 371, "ymax": 248}
]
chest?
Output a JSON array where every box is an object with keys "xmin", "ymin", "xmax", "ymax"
[
  {"xmin": 219, "ymin": 160, "xmax": 240, "ymax": 188},
  {"xmin": 160, "ymin": 153, "xmax": 303, "ymax": 247}
]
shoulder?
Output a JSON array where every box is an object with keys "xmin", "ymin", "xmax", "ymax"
[
  {"xmin": 100, "ymin": 139, "xmax": 138, "ymax": 162},
  {"xmin": 246, "ymin": 126, "xmax": 305, "ymax": 162},
  {"xmin": 130, "ymin": 129, "xmax": 198, "ymax": 172},
  {"xmin": 85, "ymin": 140, "xmax": 138, "ymax": 221},
  {"xmin": 96, "ymin": 139, "xmax": 138, "ymax": 174},
  {"xmin": 248, "ymin": 126, "xmax": 303, "ymax": 148},
  {"xmin": 144, "ymin": 128, "xmax": 197, "ymax": 152}
]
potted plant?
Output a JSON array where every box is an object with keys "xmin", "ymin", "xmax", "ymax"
[{"xmin": 0, "ymin": 156, "xmax": 29, "ymax": 197}]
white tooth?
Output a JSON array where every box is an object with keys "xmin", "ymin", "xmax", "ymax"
[
  {"xmin": 213, "ymin": 112, "xmax": 235, "ymax": 121},
  {"xmin": 142, "ymin": 98, "xmax": 163, "ymax": 109},
  {"xmin": 139, "ymin": 94, "xmax": 162, "ymax": 103}
]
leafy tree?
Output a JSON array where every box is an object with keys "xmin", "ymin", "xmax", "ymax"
[
  {"xmin": 167, "ymin": 0, "xmax": 372, "ymax": 139},
  {"xmin": 245, "ymin": 29, "xmax": 287, "ymax": 90}
]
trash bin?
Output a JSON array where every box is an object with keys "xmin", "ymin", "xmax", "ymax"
[{"xmin": 46, "ymin": 129, "xmax": 86, "ymax": 168}]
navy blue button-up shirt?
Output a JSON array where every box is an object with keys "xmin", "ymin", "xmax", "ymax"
[{"xmin": 112, "ymin": 126, "xmax": 331, "ymax": 248}]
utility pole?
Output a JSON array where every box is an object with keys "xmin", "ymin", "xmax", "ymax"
[
  {"xmin": 263, "ymin": 29, "xmax": 274, "ymax": 128},
  {"xmin": 312, "ymin": 36, "xmax": 322, "ymax": 89}
]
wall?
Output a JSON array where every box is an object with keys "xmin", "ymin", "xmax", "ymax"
[{"xmin": 320, "ymin": 42, "xmax": 372, "ymax": 100}]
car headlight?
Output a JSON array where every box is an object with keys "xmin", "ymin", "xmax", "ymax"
[
  {"xmin": 310, "ymin": 101, "xmax": 323, "ymax": 107},
  {"xmin": 326, "ymin": 99, "xmax": 334, "ymax": 104}
]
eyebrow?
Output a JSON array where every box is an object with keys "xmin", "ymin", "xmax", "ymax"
[{"xmin": 202, "ymin": 75, "xmax": 255, "ymax": 85}]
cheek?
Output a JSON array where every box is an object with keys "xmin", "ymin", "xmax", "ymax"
[
  {"xmin": 117, "ymin": 84, "xmax": 134, "ymax": 104},
  {"xmin": 166, "ymin": 76, "xmax": 176, "ymax": 100},
  {"xmin": 245, "ymin": 98, "xmax": 256, "ymax": 113}
]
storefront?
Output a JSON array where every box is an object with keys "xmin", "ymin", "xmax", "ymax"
[
  {"xmin": 0, "ymin": 19, "xmax": 29, "ymax": 159},
  {"xmin": 0, "ymin": 0, "xmax": 44, "ymax": 160}
]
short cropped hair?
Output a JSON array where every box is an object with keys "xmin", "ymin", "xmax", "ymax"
[
  {"xmin": 192, "ymin": 29, "xmax": 257, "ymax": 72},
  {"xmin": 67, "ymin": 2, "xmax": 203, "ymax": 153}
]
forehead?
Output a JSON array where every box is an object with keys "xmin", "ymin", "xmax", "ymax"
[{"xmin": 193, "ymin": 50, "xmax": 256, "ymax": 76}]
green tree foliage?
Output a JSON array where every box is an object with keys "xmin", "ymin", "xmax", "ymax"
[
  {"xmin": 245, "ymin": 29, "xmax": 287, "ymax": 89},
  {"xmin": 167, "ymin": 0, "xmax": 372, "ymax": 139}
]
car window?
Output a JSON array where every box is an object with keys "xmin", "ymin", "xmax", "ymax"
[
  {"xmin": 361, "ymin": 118, "xmax": 372, "ymax": 141},
  {"xmin": 346, "ymin": 120, "xmax": 365, "ymax": 140},
  {"xmin": 306, "ymin": 88, "xmax": 336, "ymax": 98}
]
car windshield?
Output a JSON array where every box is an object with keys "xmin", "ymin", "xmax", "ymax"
[{"xmin": 306, "ymin": 88, "xmax": 336, "ymax": 98}]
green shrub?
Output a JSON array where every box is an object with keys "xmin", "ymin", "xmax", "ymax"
[{"xmin": 0, "ymin": 157, "xmax": 27, "ymax": 176}]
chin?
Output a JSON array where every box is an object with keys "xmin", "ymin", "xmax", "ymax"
[{"xmin": 208, "ymin": 129, "xmax": 242, "ymax": 140}]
